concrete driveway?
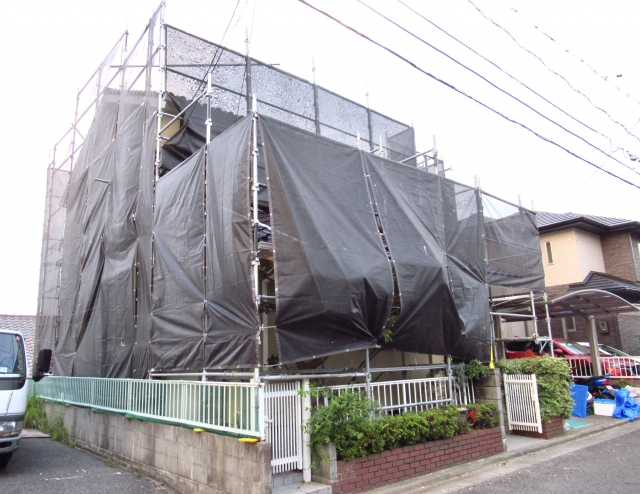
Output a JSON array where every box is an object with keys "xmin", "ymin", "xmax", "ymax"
[{"xmin": 0, "ymin": 437, "xmax": 171, "ymax": 494}]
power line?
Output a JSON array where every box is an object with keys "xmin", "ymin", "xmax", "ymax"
[
  {"xmin": 466, "ymin": 0, "xmax": 640, "ymax": 148},
  {"xmin": 357, "ymin": 0, "xmax": 639, "ymax": 177},
  {"xmin": 396, "ymin": 0, "xmax": 628, "ymax": 158},
  {"xmin": 296, "ymin": 0, "xmax": 640, "ymax": 190},
  {"xmin": 503, "ymin": 2, "xmax": 640, "ymax": 108}
]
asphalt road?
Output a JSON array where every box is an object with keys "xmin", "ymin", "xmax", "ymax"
[
  {"xmin": 0, "ymin": 437, "xmax": 171, "ymax": 494},
  {"xmin": 411, "ymin": 420, "xmax": 640, "ymax": 494}
]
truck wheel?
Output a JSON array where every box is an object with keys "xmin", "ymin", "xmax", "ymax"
[{"xmin": 0, "ymin": 452, "xmax": 13, "ymax": 469}]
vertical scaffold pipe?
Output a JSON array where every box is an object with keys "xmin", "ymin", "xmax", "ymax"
[
  {"xmin": 543, "ymin": 291, "xmax": 554, "ymax": 354},
  {"xmin": 446, "ymin": 355, "xmax": 454, "ymax": 404},
  {"xmin": 365, "ymin": 348, "xmax": 372, "ymax": 401},
  {"xmin": 205, "ymin": 73, "xmax": 212, "ymax": 145},
  {"xmin": 251, "ymin": 96, "xmax": 259, "ymax": 310}
]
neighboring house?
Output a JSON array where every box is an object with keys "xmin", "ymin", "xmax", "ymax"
[
  {"xmin": 0, "ymin": 314, "xmax": 36, "ymax": 367},
  {"xmin": 536, "ymin": 212, "xmax": 640, "ymax": 352}
]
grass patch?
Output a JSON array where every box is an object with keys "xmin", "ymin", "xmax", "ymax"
[{"xmin": 25, "ymin": 395, "xmax": 73, "ymax": 446}]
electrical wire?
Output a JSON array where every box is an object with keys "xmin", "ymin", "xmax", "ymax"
[
  {"xmin": 296, "ymin": 0, "xmax": 640, "ymax": 190},
  {"xmin": 466, "ymin": 0, "xmax": 640, "ymax": 148},
  {"xmin": 396, "ymin": 0, "xmax": 628, "ymax": 159},
  {"xmin": 357, "ymin": 0, "xmax": 639, "ymax": 177},
  {"xmin": 503, "ymin": 2, "xmax": 640, "ymax": 108},
  {"xmin": 569, "ymin": 117, "xmax": 640, "ymax": 196}
]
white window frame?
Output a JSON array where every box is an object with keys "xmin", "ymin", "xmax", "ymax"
[{"xmin": 545, "ymin": 241, "xmax": 553, "ymax": 264}]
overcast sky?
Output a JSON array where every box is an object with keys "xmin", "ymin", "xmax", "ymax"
[{"xmin": 0, "ymin": 0, "xmax": 638, "ymax": 315}]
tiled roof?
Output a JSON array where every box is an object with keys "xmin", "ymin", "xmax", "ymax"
[
  {"xmin": 537, "ymin": 212, "xmax": 640, "ymax": 233},
  {"xmin": 0, "ymin": 315, "xmax": 36, "ymax": 365},
  {"xmin": 569, "ymin": 272, "xmax": 640, "ymax": 303}
]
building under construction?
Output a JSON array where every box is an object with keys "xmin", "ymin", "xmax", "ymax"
[{"xmin": 36, "ymin": 5, "xmax": 546, "ymax": 380}]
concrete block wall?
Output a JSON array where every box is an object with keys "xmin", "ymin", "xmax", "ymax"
[
  {"xmin": 44, "ymin": 402, "xmax": 272, "ymax": 494},
  {"xmin": 473, "ymin": 369, "xmax": 506, "ymax": 434}
]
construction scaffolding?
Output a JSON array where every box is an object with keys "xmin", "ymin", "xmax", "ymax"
[{"xmin": 36, "ymin": 5, "xmax": 545, "ymax": 378}]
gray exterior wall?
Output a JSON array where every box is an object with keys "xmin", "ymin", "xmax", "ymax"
[{"xmin": 44, "ymin": 402, "xmax": 272, "ymax": 494}]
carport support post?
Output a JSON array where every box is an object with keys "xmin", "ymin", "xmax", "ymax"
[
  {"xmin": 587, "ymin": 315, "xmax": 602, "ymax": 376},
  {"xmin": 301, "ymin": 379, "xmax": 311, "ymax": 483}
]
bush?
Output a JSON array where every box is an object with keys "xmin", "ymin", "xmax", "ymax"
[
  {"xmin": 497, "ymin": 357, "xmax": 573, "ymax": 420},
  {"xmin": 24, "ymin": 395, "xmax": 73, "ymax": 446},
  {"xmin": 304, "ymin": 388, "xmax": 499, "ymax": 461},
  {"xmin": 463, "ymin": 360, "xmax": 491, "ymax": 381}
]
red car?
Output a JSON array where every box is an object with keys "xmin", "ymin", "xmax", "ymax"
[{"xmin": 505, "ymin": 338, "xmax": 636, "ymax": 377}]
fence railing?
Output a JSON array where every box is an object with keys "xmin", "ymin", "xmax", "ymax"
[
  {"xmin": 566, "ymin": 356, "xmax": 640, "ymax": 379},
  {"xmin": 322, "ymin": 376, "xmax": 475, "ymax": 414},
  {"xmin": 34, "ymin": 376, "xmax": 262, "ymax": 437}
]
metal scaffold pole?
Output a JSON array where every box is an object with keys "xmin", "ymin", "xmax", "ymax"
[
  {"xmin": 543, "ymin": 291, "xmax": 554, "ymax": 354},
  {"xmin": 446, "ymin": 355, "xmax": 454, "ymax": 404}
]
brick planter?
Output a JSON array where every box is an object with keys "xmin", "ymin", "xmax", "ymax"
[
  {"xmin": 312, "ymin": 428, "xmax": 504, "ymax": 493},
  {"xmin": 512, "ymin": 416, "xmax": 565, "ymax": 440}
]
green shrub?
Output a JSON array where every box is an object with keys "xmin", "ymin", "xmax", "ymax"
[
  {"xmin": 304, "ymin": 388, "xmax": 499, "ymax": 461},
  {"xmin": 466, "ymin": 402, "xmax": 501, "ymax": 429},
  {"xmin": 463, "ymin": 360, "xmax": 491, "ymax": 381},
  {"xmin": 24, "ymin": 395, "xmax": 73, "ymax": 446},
  {"xmin": 497, "ymin": 357, "xmax": 573, "ymax": 420}
]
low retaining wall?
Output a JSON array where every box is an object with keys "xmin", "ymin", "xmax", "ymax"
[
  {"xmin": 44, "ymin": 402, "xmax": 272, "ymax": 494},
  {"xmin": 512, "ymin": 416, "xmax": 565, "ymax": 440},
  {"xmin": 313, "ymin": 428, "xmax": 504, "ymax": 493}
]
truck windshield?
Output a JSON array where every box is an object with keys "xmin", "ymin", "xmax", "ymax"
[{"xmin": 0, "ymin": 333, "xmax": 26, "ymax": 378}]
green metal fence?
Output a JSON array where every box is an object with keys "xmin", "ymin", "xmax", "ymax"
[{"xmin": 34, "ymin": 376, "xmax": 263, "ymax": 437}]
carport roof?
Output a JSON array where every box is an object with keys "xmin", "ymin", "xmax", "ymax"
[{"xmin": 494, "ymin": 289, "xmax": 638, "ymax": 321}]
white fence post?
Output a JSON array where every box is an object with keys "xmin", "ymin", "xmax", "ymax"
[{"xmin": 301, "ymin": 379, "xmax": 312, "ymax": 483}]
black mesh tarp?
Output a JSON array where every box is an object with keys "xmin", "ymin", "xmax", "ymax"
[
  {"xmin": 40, "ymin": 27, "xmax": 544, "ymax": 373},
  {"xmin": 364, "ymin": 155, "xmax": 490, "ymax": 360},
  {"xmin": 151, "ymin": 148, "xmax": 206, "ymax": 371},
  {"xmin": 364, "ymin": 155, "xmax": 457, "ymax": 356},
  {"xmin": 151, "ymin": 117, "xmax": 259, "ymax": 371},
  {"xmin": 482, "ymin": 193, "xmax": 544, "ymax": 290},
  {"xmin": 261, "ymin": 116, "xmax": 394, "ymax": 363},
  {"xmin": 53, "ymin": 101, "xmax": 155, "ymax": 377},
  {"xmin": 205, "ymin": 117, "xmax": 259, "ymax": 368}
]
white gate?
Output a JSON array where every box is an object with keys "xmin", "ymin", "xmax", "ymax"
[
  {"xmin": 264, "ymin": 381, "xmax": 303, "ymax": 474},
  {"xmin": 503, "ymin": 374, "xmax": 542, "ymax": 433}
]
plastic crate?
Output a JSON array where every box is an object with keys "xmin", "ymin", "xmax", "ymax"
[{"xmin": 594, "ymin": 399, "xmax": 615, "ymax": 417}]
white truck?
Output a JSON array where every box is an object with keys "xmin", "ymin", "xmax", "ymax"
[{"xmin": 0, "ymin": 330, "xmax": 49, "ymax": 468}]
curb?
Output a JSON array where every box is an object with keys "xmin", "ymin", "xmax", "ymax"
[{"xmin": 367, "ymin": 418, "xmax": 633, "ymax": 493}]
